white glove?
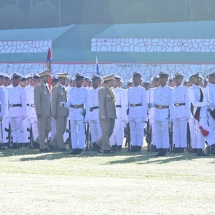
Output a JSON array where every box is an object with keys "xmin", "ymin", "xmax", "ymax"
[{"xmin": 60, "ymin": 102, "xmax": 66, "ymax": 108}]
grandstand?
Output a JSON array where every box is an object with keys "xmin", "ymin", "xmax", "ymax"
[{"xmin": 0, "ymin": 21, "xmax": 215, "ymax": 82}]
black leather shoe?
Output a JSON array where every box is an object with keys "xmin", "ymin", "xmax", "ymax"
[
  {"xmin": 117, "ymin": 145, "xmax": 122, "ymax": 151},
  {"xmin": 58, "ymin": 148, "xmax": 66, "ymax": 152},
  {"xmin": 162, "ymin": 149, "xmax": 167, "ymax": 156},
  {"xmin": 12, "ymin": 143, "xmax": 18, "ymax": 149},
  {"xmin": 33, "ymin": 141, "xmax": 40, "ymax": 149},
  {"xmin": 130, "ymin": 146, "xmax": 137, "ymax": 152},
  {"xmin": 77, "ymin": 149, "xmax": 83, "ymax": 154},
  {"xmin": 68, "ymin": 149, "xmax": 79, "ymax": 155},
  {"xmin": 190, "ymin": 148, "xmax": 197, "ymax": 153},
  {"xmin": 136, "ymin": 146, "xmax": 142, "ymax": 152},
  {"xmin": 103, "ymin": 150, "xmax": 114, "ymax": 154},
  {"xmin": 179, "ymin": 147, "xmax": 185, "ymax": 153},
  {"xmin": 154, "ymin": 149, "xmax": 164, "ymax": 157},
  {"xmin": 196, "ymin": 149, "xmax": 208, "ymax": 156},
  {"xmin": 111, "ymin": 145, "xmax": 117, "ymax": 151},
  {"xmin": 92, "ymin": 142, "xmax": 102, "ymax": 153},
  {"xmin": 0, "ymin": 145, "xmax": 5, "ymax": 150},
  {"xmin": 40, "ymin": 148, "xmax": 49, "ymax": 153},
  {"xmin": 151, "ymin": 145, "xmax": 157, "ymax": 152},
  {"xmin": 210, "ymin": 144, "xmax": 215, "ymax": 155},
  {"xmin": 173, "ymin": 148, "xmax": 179, "ymax": 153}
]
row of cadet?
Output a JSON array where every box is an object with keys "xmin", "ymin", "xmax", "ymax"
[{"xmin": 0, "ymin": 69, "xmax": 214, "ymax": 157}]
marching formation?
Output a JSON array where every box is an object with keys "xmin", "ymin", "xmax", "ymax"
[{"xmin": 0, "ymin": 69, "xmax": 215, "ymax": 157}]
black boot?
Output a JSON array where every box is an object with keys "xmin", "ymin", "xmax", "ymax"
[
  {"xmin": 77, "ymin": 149, "xmax": 83, "ymax": 154},
  {"xmin": 68, "ymin": 148, "xmax": 79, "ymax": 155},
  {"xmin": 151, "ymin": 145, "xmax": 157, "ymax": 152},
  {"xmin": 0, "ymin": 144, "xmax": 5, "ymax": 150},
  {"xmin": 12, "ymin": 143, "xmax": 18, "ymax": 149},
  {"xmin": 154, "ymin": 148, "xmax": 163, "ymax": 157},
  {"xmin": 92, "ymin": 142, "xmax": 102, "ymax": 153},
  {"xmin": 111, "ymin": 145, "xmax": 117, "ymax": 151},
  {"xmin": 173, "ymin": 148, "xmax": 179, "ymax": 153},
  {"xmin": 196, "ymin": 149, "xmax": 208, "ymax": 156},
  {"xmin": 209, "ymin": 144, "xmax": 215, "ymax": 155},
  {"xmin": 190, "ymin": 148, "xmax": 197, "ymax": 153},
  {"xmin": 162, "ymin": 148, "xmax": 167, "ymax": 156},
  {"xmin": 130, "ymin": 146, "xmax": 136, "ymax": 152},
  {"xmin": 136, "ymin": 146, "xmax": 142, "ymax": 152},
  {"xmin": 117, "ymin": 145, "xmax": 122, "ymax": 151}
]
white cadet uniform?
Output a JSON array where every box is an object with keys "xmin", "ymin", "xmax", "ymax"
[
  {"xmin": 23, "ymin": 85, "xmax": 31, "ymax": 143},
  {"xmin": 147, "ymin": 88, "xmax": 156, "ymax": 146},
  {"xmin": 26, "ymin": 84, "xmax": 39, "ymax": 141},
  {"xmin": 88, "ymin": 87, "xmax": 102, "ymax": 143},
  {"xmin": 65, "ymin": 87, "xmax": 89, "ymax": 149},
  {"xmin": 154, "ymin": 85, "xmax": 174, "ymax": 149},
  {"xmin": 127, "ymin": 86, "xmax": 147, "ymax": 147},
  {"xmin": 205, "ymin": 83, "xmax": 215, "ymax": 132},
  {"xmin": 173, "ymin": 85, "xmax": 190, "ymax": 148},
  {"xmin": 188, "ymin": 84, "xmax": 215, "ymax": 149},
  {"xmin": 2, "ymin": 86, "xmax": 9, "ymax": 144},
  {"xmin": 8, "ymin": 86, "xmax": 27, "ymax": 145},
  {"xmin": 110, "ymin": 87, "xmax": 127, "ymax": 146},
  {"xmin": 0, "ymin": 87, "xmax": 5, "ymax": 143}
]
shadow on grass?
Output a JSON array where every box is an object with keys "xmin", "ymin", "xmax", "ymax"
[
  {"xmin": 0, "ymin": 148, "xmax": 205, "ymax": 164},
  {"xmin": 106, "ymin": 151, "xmax": 201, "ymax": 165}
]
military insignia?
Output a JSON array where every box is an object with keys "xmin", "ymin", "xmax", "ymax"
[
  {"xmin": 76, "ymin": 73, "xmax": 79, "ymax": 76},
  {"xmin": 159, "ymin": 72, "xmax": 163, "ymax": 75},
  {"xmin": 133, "ymin": 72, "xmax": 137, "ymax": 75},
  {"xmin": 175, "ymin": 72, "xmax": 179, "ymax": 76}
]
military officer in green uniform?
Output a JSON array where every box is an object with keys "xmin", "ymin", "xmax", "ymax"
[{"xmin": 34, "ymin": 70, "xmax": 51, "ymax": 152}]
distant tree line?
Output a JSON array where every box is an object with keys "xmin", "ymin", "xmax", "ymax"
[{"xmin": 0, "ymin": 0, "xmax": 215, "ymax": 29}]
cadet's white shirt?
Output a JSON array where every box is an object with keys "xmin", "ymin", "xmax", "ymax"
[
  {"xmin": 66, "ymin": 87, "xmax": 89, "ymax": 120},
  {"xmin": 127, "ymin": 85, "xmax": 147, "ymax": 120},
  {"xmin": 154, "ymin": 85, "xmax": 174, "ymax": 121},
  {"xmin": 188, "ymin": 84, "xmax": 207, "ymax": 118},
  {"xmin": 173, "ymin": 85, "xmax": 190, "ymax": 119},
  {"xmin": 113, "ymin": 87, "xmax": 127, "ymax": 121},
  {"xmin": 89, "ymin": 87, "xmax": 100, "ymax": 121},
  {"xmin": 25, "ymin": 85, "xmax": 36, "ymax": 118},
  {"xmin": 8, "ymin": 86, "xmax": 27, "ymax": 118},
  {"xmin": 205, "ymin": 83, "xmax": 215, "ymax": 111}
]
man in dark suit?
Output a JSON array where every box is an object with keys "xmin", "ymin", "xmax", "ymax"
[{"xmin": 92, "ymin": 74, "xmax": 116, "ymax": 153}]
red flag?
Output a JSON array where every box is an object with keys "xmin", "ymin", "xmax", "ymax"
[{"xmin": 46, "ymin": 48, "xmax": 53, "ymax": 89}]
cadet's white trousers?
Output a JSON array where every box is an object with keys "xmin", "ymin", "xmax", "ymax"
[
  {"xmin": 23, "ymin": 118, "xmax": 30, "ymax": 143},
  {"xmin": 29, "ymin": 117, "xmax": 39, "ymax": 141},
  {"xmin": 173, "ymin": 119, "xmax": 187, "ymax": 148},
  {"xmin": 2, "ymin": 115, "xmax": 9, "ymax": 143},
  {"xmin": 89, "ymin": 119, "xmax": 102, "ymax": 143},
  {"xmin": 129, "ymin": 118, "xmax": 144, "ymax": 146},
  {"xmin": 9, "ymin": 117, "xmax": 23, "ymax": 144},
  {"xmin": 70, "ymin": 120, "xmax": 85, "ymax": 149},
  {"xmin": 149, "ymin": 118, "xmax": 156, "ymax": 146},
  {"xmin": 189, "ymin": 117, "xmax": 214, "ymax": 149},
  {"xmin": 154, "ymin": 120, "xmax": 169, "ymax": 149},
  {"xmin": 110, "ymin": 118, "xmax": 124, "ymax": 146}
]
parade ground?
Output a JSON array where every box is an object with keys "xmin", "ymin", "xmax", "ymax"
[{"xmin": 0, "ymin": 147, "xmax": 214, "ymax": 215}]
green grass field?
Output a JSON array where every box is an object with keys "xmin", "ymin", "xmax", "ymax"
[{"xmin": 0, "ymin": 147, "xmax": 215, "ymax": 215}]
